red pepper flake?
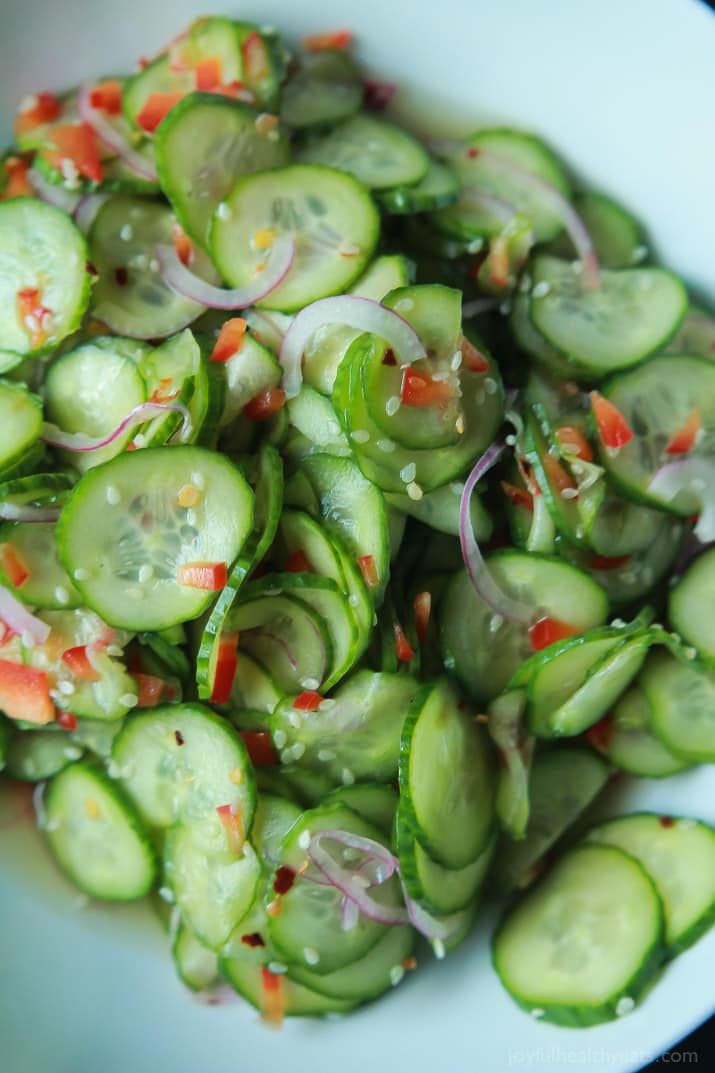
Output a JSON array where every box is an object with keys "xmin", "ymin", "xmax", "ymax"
[
  {"xmin": 555, "ymin": 425, "xmax": 594, "ymax": 463},
  {"xmin": 240, "ymin": 730, "xmax": 279, "ymax": 767},
  {"xmin": 303, "ymin": 29, "xmax": 353, "ymax": 52},
  {"xmin": 590, "ymin": 391, "xmax": 634, "ymax": 449},
  {"xmin": 1, "ymin": 156, "xmax": 33, "ymax": 199},
  {"xmin": 665, "ymin": 409, "xmax": 700, "ymax": 455},
  {"xmin": 357, "ymin": 554, "xmax": 379, "ymax": 589},
  {"xmin": 284, "ymin": 550, "xmax": 313, "ymax": 573},
  {"xmin": 259, "ymin": 967, "xmax": 284, "ymax": 1028},
  {"xmin": 244, "ymin": 387, "xmax": 286, "ymax": 421},
  {"xmin": 382, "ymin": 348, "xmax": 397, "ymax": 366},
  {"xmin": 400, "ymin": 367, "xmax": 453, "ymax": 408},
  {"xmin": 194, "ymin": 56, "xmax": 223, "ymax": 92},
  {"xmin": 591, "ymin": 553, "xmax": 632, "ymax": 571},
  {"xmin": 149, "ymin": 377, "xmax": 179, "ymax": 404},
  {"xmin": 413, "ymin": 591, "xmax": 432, "ymax": 644},
  {"xmin": 171, "ymin": 223, "xmax": 193, "ymax": 267},
  {"xmin": 293, "ymin": 690, "xmax": 324, "ymax": 711},
  {"xmin": 56, "ymin": 711, "xmax": 78, "ymax": 732},
  {"xmin": 501, "ymin": 480, "xmax": 534, "ymax": 512},
  {"xmin": 132, "ymin": 672, "xmax": 166, "ymax": 708},
  {"xmin": 528, "ymin": 616, "xmax": 579, "ymax": 652},
  {"xmin": 210, "ymin": 632, "xmax": 239, "ymax": 705},
  {"xmin": 209, "ymin": 317, "xmax": 247, "ymax": 363},
  {"xmin": 0, "ymin": 543, "xmax": 30, "ymax": 588},
  {"xmin": 543, "ymin": 452, "xmax": 576, "ymax": 495},
  {"xmin": 461, "ymin": 336, "xmax": 489, "ymax": 373},
  {"xmin": 174, "ymin": 729, "xmax": 185, "ymax": 746},
  {"xmin": 273, "ymin": 865, "xmax": 296, "ymax": 895},
  {"xmin": 16, "ymin": 287, "xmax": 53, "ymax": 349},
  {"xmin": 177, "ymin": 561, "xmax": 228, "ymax": 590},
  {"xmin": 466, "ymin": 146, "xmax": 480, "ymax": 159},
  {"xmin": 488, "ymin": 234, "xmax": 510, "ymax": 290},
  {"xmin": 216, "ymin": 803, "xmax": 244, "ymax": 854},
  {"xmin": 89, "ymin": 80, "xmax": 123, "ymax": 115},
  {"xmin": 14, "ymin": 91, "xmax": 61, "ymax": 135},
  {"xmin": 363, "ymin": 80, "xmax": 396, "ymax": 112},
  {"xmin": 136, "ymin": 91, "xmax": 185, "ymax": 133},
  {"xmin": 659, "ymin": 815, "xmax": 675, "ymax": 828},
  {"xmin": 114, "ymin": 267, "xmax": 128, "ymax": 287},
  {"xmin": 586, "ymin": 715, "xmax": 614, "ymax": 753},
  {"xmin": 61, "ymin": 645, "xmax": 101, "ymax": 682},
  {"xmin": 241, "ymin": 932, "xmax": 265, "ymax": 948},
  {"xmin": 0, "ymin": 660, "xmax": 54, "ymax": 725},
  {"xmin": 394, "ymin": 621, "xmax": 415, "ymax": 663}
]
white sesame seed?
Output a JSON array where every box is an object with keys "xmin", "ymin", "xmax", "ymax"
[
  {"xmin": 450, "ymin": 351, "xmax": 463, "ymax": 371},
  {"xmin": 21, "ymin": 630, "xmax": 35, "ymax": 649},
  {"xmin": 348, "ymin": 594, "xmax": 360, "ymax": 608},
  {"xmin": 106, "ymin": 644, "xmax": 123, "ymax": 657},
  {"xmin": 291, "ymin": 742, "xmax": 305, "ymax": 760},
  {"xmin": 106, "ymin": 760, "xmax": 122, "ymax": 779},
  {"xmin": 303, "ymin": 947, "xmax": 320, "ymax": 966},
  {"xmin": 394, "ymin": 298, "xmax": 414, "ymax": 312},
  {"xmin": 149, "ymin": 258, "xmax": 160, "ymax": 273},
  {"xmin": 216, "ymin": 202, "xmax": 232, "ymax": 221},
  {"xmin": 132, "ymin": 433, "xmax": 147, "ymax": 449},
  {"xmin": 532, "ymin": 281, "xmax": 551, "ymax": 298},
  {"xmin": 318, "ymin": 698, "xmax": 335, "ymax": 711},
  {"xmin": 450, "ymin": 481, "xmax": 465, "ymax": 495},
  {"xmin": 484, "ymin": 377, "xmax": 497, "ymax": 395},
  {"xmin": 62, "ymin": 746, "xmax": 82, "ymax": 761},
  {"xmin": 385, "ymin": 396, "xmax": 401, "ymax": 417},
  {"xmin": 611, "ymin": 617, "xmax": 626, "ymax": 628},
  {"xmin": 273, "ymin": 729, "xmax": 287, "ymax": 749},
  {"xmin": 54, "ymin": 586, "xmax": 70, "ymax": 605},
  {"xmin": 58, "ymin": 681, "xmax": 76, "ymax": 696},
  {"xmin": 406, "ymin": 482, "xmax": 423, "ymax": 501},
  {"xmin": 432, "ymin": 939, "xmax": 446, "ymax": 960},
  {"xmin": 120, "ymin": 693, "xmax": 138, "ymax": 708},
  {"xmin": 351, "ymin": 429, "xmax": 370, "ymax": 443},
  {"xmin": 389, "ymin": 965, "xmax": 405, "ymax": 986},
  {"xmin": 191, "ymin": 471, "xmax": 206, "ymax": 490},
  {"xmin": 60, "ymin": 158, "xmax": 81, "ymax": 189},
  {"xmin": 138, "ymin": 564, "xmax": 153, "ymax": 584},
  {"xmin": 300, "ymin": 677, "xmax": 320, "ymax": 691},
  {"xmin": 105, "ymin": 485, "xmax": 121, "ymax": 506},
  {"xmin": 505, "ymin": 434, "xmax": 516, "ymax": 446},
  {"xmin": 267, "ymin": 962, "xmax": 288, "ymax": 974},
  {"xmin": 341, "ymin": 768, "xmax": 355, "ymax": 786},
  {"xmin": 616, "ymin": 996, "xmax": 635, "ymax": 1017},
  {"xmin": 158, "ymin": 885, "xmax": 175, "ymax": 903},
  {"xmin": 400, "ymin": 463, "xmax": 417, "ymax": 484},
  {"xmin": 467, "ymin": 238, "xmax": 484, "ymax": 254},
  {"xmin": 377, "ymin": 438, "xmax": 396, "ymax": 453},
  {"xmin": 530, "ymin": 1008, "xmax": 545, "ymax": 1019},
  {"xmin": 288, "ymin": 711, "xmax": 302, "ymax": 728},
  {"xmin": 297, "ymin": 829, "xmax": 312, "ymax": 850},
  {"xmin": 489, "ymin": 613, "xmax": 504, "ymax": 633},
  {"xmin": 318, "ymin": 748, "xmax": 335, "ymax": 762},
  {"xmin": 119, "ymin": 224, "xmax": 134, "ymax": 241},
  {"xmin": 560, "ymin": 487, "xmax": 579, "ymax": 500}
]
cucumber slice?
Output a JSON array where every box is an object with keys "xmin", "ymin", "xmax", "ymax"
[
  {"xmin": 219, "ymin": 333, "xmax": 280, "ymax": 427},
  {"xmin": 70, "ymin": 717, "xmax": 124, "ymax": 759},
  {"xmin": 434, "ymin": 128, "xmax": 570, "ymax": 243},
  {"xmin": 586, "ymin": 813, "xmax": 715, "ymax": 955},
  {"xmin": 280, "ymin": 49, "xmax": 362, "ymax": 130},
  {"xmin": 0, "ymin": 381, "xmax": 43, "ymax": 475},
  {"xmin": 287, "ymin": 923, "xmax": 414, "ymax": 1002},
  {"xmin": 549, "ymin": 191, "xmax": 645, "ymax": 270},
  {"xmin": 599, "ymin": 354, "xmax": 715, "ymax": 512},
  {"xmin": 286, "ymin": 386, "xmax": 349, "ymax": 454},
  {"xmin": 669, "ymin": 546, "xmax": 715, "ymax": 662},
  {"xmin": 491, "ymin": 747, "xmax": 610, "ymax": 894},
  {"xmin": 378, "ymin": 160, "xmax": 459, "ymax": 215},
  {"xmin": 488, "ymin": 689, "xmax": 534, "ymax": 840},
  {"xmin": 43, "ymin": 761, "xmax": 156, "ymax": 900},
  {"xmin": 45, "ymin": 338, "xmax": 148, "ymax": 471},
  {"xmin": 90, "ymin": 195, "xmax": 216, "ymax": 338},
  {"xmin": 350, "ymin": 254, "xmax": 413, "ymax": 301},
  {"xmin": 0, "ymin": 521, "xmax": 81, "ymax": 609},
  {"xmin": 155, "ymin": 93, "xmax": 289, "ymax": 248},
  {"xmin": 323, "ymin": 784, "xmax": 398, "ymax": 838},
  {"xmin": 511, "ymin": 291, "xmax": 590, "ymax": 379},
  {"xmin": 640, "ymin": 650, "xmax": 715, "ymax": 762},
  {"xmin": 251, "ymin": 792, "xmax": 303, "ymax": 862},
  {"xmin": 0, "ymin": 471, "xmax": 74, "ymax": 512},
  {"xmin": 298, "ymin": 115, "xmax": 428, "ymax": 191},
  {"xmin": 527, "ymin": 629, "xmax": 651, "ymax": 738},
  {"xmin": 113, "ymin": 703, "xmax": 255, "ymax": 832},
  {"xmin": 221, "ymin": 956, "xmax": 354, "ymax": 1016},
  {"xmin": 57, "ymin": 446, "xmax": 254, "ymax": 632},
  {"xmin": 268, "ymin": 803, "xmax": 402, "ymax": 974},
  {"xmin": 590, "ymin": 685, "xmax": 691, "ymax": 778},
  {"xmin": 172, "ymin": 926, "xmax": 220, "ymax": 992},
  {"xmin": 493, "ymin": 843, "xmax": 664, "ymax": 1026},
  {"xmin": 439, "ymin": 551, "xmax": 609, "ymax": 704},
  {"xmin": 5, "ymin": 728, "xmax": 78, "ymax": 781},
  {"xmin": 664, "ymin": 306, "xmax": 715, "ymax": 359},
  {"xmin": 270, "ymin": 670, "xmax": 420, "ymax": 783},
  {"xmin": 399, "ymin": 679, "xmax": 496, "ymax": 868},
  {"xmin": 164, "ymin": 823, "xmax": 261, "ymax": 950},
  {"xmin": 210, "ymin": 164, "xmax": 379, "ymax": 313},
  {"xmin": 386, "ymin": 483, "xmax": 492, "ymax": 540},
  {"xmin": 530, "ymin": 256, "xmax": 687, "ymax": 375},
  {"xmin": 0, "ymin": 198, "xmax": 90, "ymax": 356}
]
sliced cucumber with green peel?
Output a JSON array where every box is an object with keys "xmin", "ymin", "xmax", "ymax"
[
  {"xmin": 0, "ymin": 382, "xmax": 43, "ymax": 475},
  {"xmin": 493, "ymin": 842, "xmax": 664, "ymax": 1026},
  {"xmin": 57, "ymin": 446, "xmax": 254, "ymax": 632},
  {"xmin": 298, "ymin": 114, "xmax": 429, "ymax": 191},
  {"xmin": 280, "ymin": 48, "xmax": 363, "ymax": 131},
  {"xmin": 488, "ymin": 688, "xmax": 533, "ymax": 840},
  {"xmin": 669, "ymin": 546, "xmax": 715, "ymax": 662},
  {"xmin": 491, "ymin": 747, "xmax": 610, "ymax": 894},
  {"xmin": 590, "ymin": 685, "xmax": 691, "ymax": 778},
  {"xmin": 530, "ymin": 256, "xmax": 687, "ymax": 375},
  {"xmin": 155, "ymin": 94, "xmax": 289, "ymax": 248},
  {"xmin": 211, "ymin": 164, "xmax": 379, "ymax": 313},
  {"xmin": 0, "ymin": 198, "xmax": 90, "ymax": 356},
  {"xmin": 5, "ymin": 728, "xmax": 78, "ymax": 781},
  {"xmin": 663, "ymin": 307, "xmax": 715, "ymax": 359},
  {"xmin": 323, "ymin": 784, "xmax": 398, "ymax": 838},
  {"xmin": 586, "ymin": 813, "xmax": 715, "ymax": 955},
  {"xmin": 439, "ymin": 551, "xmax": 608, "ymax": 703},
  {"xmin": 219, "ymin": 333, "xmax": 280, "ymax": 427},
  {"xmin": 378, "ymin": 160, "xmax": 459, "ymax": 215},
  {"xmin": 0, "ymin": 521, "xmax": 81, "ymax": 609},
  {"xmin": 172, "ymin": 926, "xmax": 220, "ymax": 992},
  {"xmin": 399, "ymin": 679, "xmax": 496, "ymax": 869},
  {"xmin": 90, "ymin": 195, "xmax": 216, "ymax": 338},
  {"xmin": 386, "ymin": 482, "xmax": 492, "ymax": 540},
  {"xmin": 287, "ymin": 923, "xmax": 414, "ymax": 1003},
  {"xmin": 548, "ymin": 190, "xmax": 645, "ymax": 270},
  {"xmin": 434, "ymin": 128, "xmax": 570, "ymax": 243},
  {"xmin": 221, "ymin": 956, "xmax": 354, "ymax": 1016},
  {"xmin": 640, "ymin": 650, "xmax": 715, "ymax": 762},
  {"xmin": 43, "ymin": 761, "xmax": 156, "ymax": 900}
]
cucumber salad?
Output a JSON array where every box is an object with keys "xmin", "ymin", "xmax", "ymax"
[{"xmin": 2, "ymin": 15, "xmax": 715, "ymax": 1029}]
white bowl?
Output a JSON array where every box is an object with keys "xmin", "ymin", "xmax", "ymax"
[{"xmin": 1, "ymin": 2, "xmax": 714, "ymax": 1071}]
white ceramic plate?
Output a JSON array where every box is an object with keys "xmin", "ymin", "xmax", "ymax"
[{"xmin": 1, "ymin": 2, "xmax": 714, "ymax": 1071}]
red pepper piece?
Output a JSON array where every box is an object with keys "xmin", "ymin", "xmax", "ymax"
[
  {"xmin": 293, "ymin": 691, "xmax": 323, "ymax": 711},
  {"xmin": 240, "ymin": 730, "xmax": 279, "ymax": 767},
  {"xmin": 665, "ymin": 409, "xmax": 700, "ymax": 455},
  {"xmin": 590, "ymin": 391, "xmax": 634, "ymax": 449},
  {"xmin": 528, "ymin": 616, "xmax": 579, "ymax": 652},
  {"xmin": 209, "ymin": 317, "xmax": 247, "ymax": 363},
  {"xmin": 61, "ymin": 645, "xmax": 102, "ymax": 682},
  {"xmin": 0, "ymin": 660, "xmax": 54, "ymax": 724},
  {"xmin": 210, "ymin": 632, "xmax": 239, "ymax": 705},
  {"xmin": 244, "ymin": 388, "xmax": 286, "ymax": 420}
]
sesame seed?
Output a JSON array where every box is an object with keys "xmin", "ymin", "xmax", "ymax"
[
  {"xmin": 530, "ymin": 1008, "xmax": 545, "ymax": 1019},
  {"xmin": 351, "ymin": 429, "xmax": 370, "ymax": 443},
  {"xmin": 560, "ymin": 487, "xmax": 579, "ymax": 500},
  {"xmin": 406, "ymin": 481, "xmax": 423, "ymax": 501},
  {"xmin": 348, "ymin": 593, "xmax": 360, "ymax": 607},
  {"xmin": 119, "ymin": 224, "xmax": 134, "ymax": 241},
  {"xmin": 62, "ymin": 746, "xmax": 82, "ymax": 761},
  {"xmin": 297, "ymin": 830, "xmax": 312, "ymax": 850},
  {"xmin": 394, "ymin": 298, "xmax": 414, "ymax": 312},
  {"xmin": 138, "ymin": 564, "xmax": 153, "ymax": 584},
  {"xmin": 489, "ymin": 613, "xmax": 504, "ymax": 633},
  {"xmin": 377, "ymin": 438, "xmax": 396, "ymax": 453},
  {"xmin": 300, "ymin": 677, "xmax": 320, "ymax": 691},
  {"xmin": 216, "ymin": 202, "xmax": 232, "ymax": 221},
  {"xmin": 318, "ymin": 698, "xmax": 335, "ymax": 711},
  {"xmin": 58, "ymin": 681, "xmax": 76, "ymax": 696},
  {"xmin": 400, "ymin": 463, "xmax": 417, "ymax": 484},
  {"xmin": 467, "ymin": 238, "xmax": 484, "ymax": 254},
  {"xmin": 149, "ymin": 258, "xmax": 160, "ymax": 273},
  {"xmin": 273, "ymin": 729, "xmax": 287, "ymax": 749},
  {"xmin": 505, "ymin": 434, "xmax": 516, "ymax": 446},
  {"xmin": 133, "ymin": 433, "xmax": 147, "ymax": 448},
  {"xmin": 385, "ymin": 395, "xmax": 401, "ymax": 416},
  {"xmin": 267, "ymin": 962, "xmax": 288, "ymax": 974},
  {"xmin": 341, "ymin": 768, "xmax": 355, "ymax": 786},
  {"xmin": 60, "ymin": 158, "xmax": 81, "ymax": 189},
  {"xmin": 288, "ymin": 712, "xmax": 302, "ymax": 728},
  {"xmin": 450, "ymin": 481, "xmax": 465, "ymax": 495},
  {"xmin": 318, "ymin": 748, "xmax": 335, "ymax": 762},
  {"xmin": 616, "ymin": 996, "xmax": 635, "ymax": 1017},
  {"xmin": 303, "ymin": 947, "xmax": 320, "ymax": 966},
  {"xmin": 292, "ymin": 742, "xmax": 306, "ymax": 760},
  {"xmin": 105, "ymin": 485, "xmax": 121, "ymax": 505},
  {"xmin": 229, "ymin": 767, "xmax": 243, "ymax": 784},
  {"xmin": 177, "ymin": 483, "xmax": 200, "ymax": 507},
  {"xmin": 120, "ymin": 693, "xmax": 138, "ymax": 708},
  {"xmin": 54, "ymin": 586, "xmax": 70, "ymax": 605},
  {"xmin": 484, "ymin": 377, "xmax": 497, "ymax": 395},
  {"xmin": 432, "ymin": 939, "xmax": 446, "ymax": 960},
  {"xmin": 106, "ymin": 644, "xmax": 123, "ymax": 657},
  {"xmin": 532, "ymin": 281, "xmax": 551, "ymax": 298},
  {"xmin": 389, "ymin": 965, "xmax": 405, "ymax": 986},
  {"xmin": 84, "ymin": 797, "xmax": 101, "ymax": 820},
  {"xmin": 455, "ymin": 415, "xmax": 465, "ymax": 435},
  {"xmin": 450, "ymin": 351, "xmax": 463, "ymax": 371},
  {"xmin": 255, "ymin": 112, "xmax": 279, "ymax": 135},
  {"xmin": 191, "ymin": 471, "xmax": 206, "ymax": 490},
  {"xmin": 158, "ymin": 885, "xmax": 175, "ymax": 903}
]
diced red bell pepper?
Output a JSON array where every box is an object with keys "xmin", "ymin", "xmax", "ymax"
[
  {"xmin": 61, "ymin": 645, "xmax": 101, "ymax": 682},
  {"xmin": 14, "ymin": 91, "xmax": 61, "ymax": 135},
  {"xmin": 665, "ymin": 409, "xmax": 700, "ymax": 455},
  {"xmin": 136, "ymin": 92, "xmax": 185, "ymax": 133},
  {"xmin": 591, "ymin": 553, "xmax": 632, "ymax": 571},
  {"xmin": 0, "ymin": 544, "xmax": 29, "ymax": 588},
  {"xmin": 2, "ymin": 156, "xmax": 33, "ymax": 199},
  {"xmin": 177, "ymin": 561, "xmax": 228, "ymax": 590},
  {"xmin": 171, "ymin": 223, "xmax": 193, "ymax": 266},
  {"xmin": 241, "ymin": 31, "xmax": 270, "ymax": 83},
  {"xmin": 590, "ymin": 391, "xmax": 634, "ymax": 449},
  {"xmin": 210, "ymin": 632, "xmax": 239, "ymax": 704},
  {"xmin": 501, "ymin": 480, "xmax": 534, "ymax": 512},
  {"xmin": 357, "ymin": 554, "xmax": 379, "ymax": 589},
  {"xmin": 303, "ymin": 29, "xmax": 353, "ymax": 52},
  {"xmin": 216, "ymin": 803, "xmax": 244, "ymax": 854},
  {"xmin": 56, "ymin": 711, "xmax": 78, "ymax": 731},
  {"xmin": 132, "ymin": 672, "xmax": 166, "ymax": 708},
  {"xmin": 260, "ymin": 967, "xmax": 284, "ymax": 1028},
  {"xmin": 394, "ymin": 622, "xmax": 415, "ymax": 663},
  {"xmin": 487, "ymin": 234, "xmax": 509, "ymax": 289},
  {"xmin": 16, "ymin": 287, "xmax": 53, "ymax": 349},
  {"xmin": 0, "ymin": 660, "xmax": 54, "ymax": 724},
  {"xmin": 555, "ymin": 425, "xmax": 594, "ymax": 462},
  {"xmin": 244, "ymin": 388, "xmax": 286, "ymax": 421},
  {"xmin": 400, "ymin": 367, "xmax": 453, "ymax": 408},
  {"xmin": 44, "ymin": 122, "xmax": 103, "ymax": 183},
  {"xmin": 240, "ymin": 730, "xmax": 279, "ymax": 767},
  {"xmin": 89, "ymin": 80, "xmax": 123, "ymax": 115},
  {"xmin": 209, "ymin": 317, "xmax": 247, "ymax": 363},
  {"xmin": 543, "ymin": 452, "xmax": 576, "ymax": 495},
  {"xmin": 528, "ymin": 617, "xmax": 579, "ymax": 652},
  {"xmin": 194, "ymin": 56, "xmax": 223, "ymax": 91},
  {"xmin": 284, "ymin": 550, "xmax": 313, "ymax": 574},
  {"xmin": 413, "ymin": 591, "xmax": 432, "ymax": 644},
  {"xmin": 460, "ymin": 337, "xmax": 490, "ymax": 373},
  {"xmin": 293, "ymin": 691, "xmax": 323, "ymax": 711}
]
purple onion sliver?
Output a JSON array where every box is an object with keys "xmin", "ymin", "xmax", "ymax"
[
  {"xmin": 28, "ymin": 168, "xmax": 81, "ymax": 215},
  {"xmin": 0, "ymin": 587, "xmax": 51, "ymax": 644},
  {"xmin": 402, "ymin": 883, "xmax": 463, "ymax": 943},
  {"xmin": 41, "ymin": 400, "xmax": 191, "ymax": 453},
  {"xmin": 73, "ymin": 192, "xmax": 109, "ymax": 235}
]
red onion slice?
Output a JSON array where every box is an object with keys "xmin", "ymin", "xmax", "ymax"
[
  {"xmin": 41, "ymin": 401, "xmax": 191, "ymax": 453},
  {"xmin": 650, "ymin": 457, "xmax": 715, "ymax": 543},
  {"xmin": 77, "ymin": 82, "xmax": 158, "ymax": 182},
  {"xmin": 0, "ymin": 503, "xmax": 61, "ymax": 523},
  {"xmin": 28, "ymin": 168, "xmax": 82, "ymax": 215},
  {"xmin": 0, "ymin": 588, "xmax": 51, "ymax": 644},
  {"xmin": 307, "ymin": 831, "xmax": 407, "ymax": 927},
  {"xmin": 73, "ymin": 192, "xmax": 109, "ymax": 235},
  {"xmin": 460, "ymin": 188, "xmax": 515, "ymax": 225},
  {"xmin": 279, "ymin": 295, "xmax": 427, "ymax": 399},
  {"xmin": 402, "ymin": 886, "xmax": 464, "ymax": 944},
  {"xmin": 156, "ymin": 233, "xmax": 296, "ymax": 310},
  {"xmin": 459, "ymin": 442, "xmax": 534, "ymax": 623}
]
